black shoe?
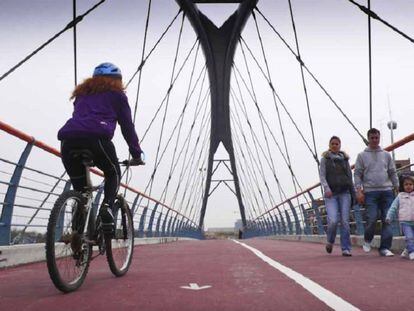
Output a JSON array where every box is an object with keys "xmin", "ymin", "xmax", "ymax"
[
  {"xmin": 99, "ymin": 204, "xmax": 115, "ymax": 236},
  {"xmin": 325, "ymin": 243, "xmax": 333, "ymax": 254}
]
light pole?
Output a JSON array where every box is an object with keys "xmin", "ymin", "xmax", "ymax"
[{"xmin": 387, "ymin": 120, "xmax": 397, "ymax": 161}]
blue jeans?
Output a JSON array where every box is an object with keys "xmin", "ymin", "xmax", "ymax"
[
  {"xmin": 364, "ymin": 190, "xmax": 394, "ymax": 250},
  {"xmin": 401, "ymin": 223, "xmax": 414, "ymax": 254},
  {"xmin": 324, "ymin": 192, "xmax": 351, "ymax": 251}
]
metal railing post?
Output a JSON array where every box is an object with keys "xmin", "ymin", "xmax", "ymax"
[
  {"xmin": 308, "ymin": 191, "xmax": 324, "ymax": 235},
  {"xmin": 0, "ymin": 142, "xmax": 33, "ymax": 245},
  {"xmin": 146, "ymin": 203, "xmax": 159, "ymax": 238},
  {"xmin": 161, "ymin": 210, "xmax": 170, "ymax": 237},
  {"xmin": 353, "ymin": 204, "xmax": 365, "ymax": 235},
  {"xmin": 301, "ymin": 204, "xmax": 311, "ymax": 235},
  {"xmin": 138, "ymin": 206, "xmax": 148, "ymax": 238},
  {"xmin": 288, "ymin": 200, "xmax": 301, "ymax": 235},
  {"xmin": 155, "ymin": 209, "xmax": 163, "ymax": 237},
  {"xmin": 284, "ymin": 210, "xmax": 293, "ymax": 235}
]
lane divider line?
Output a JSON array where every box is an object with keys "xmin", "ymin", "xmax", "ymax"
[{"xmin": 232, "ymin": 240, "xmax": 360, "ymax": 311}]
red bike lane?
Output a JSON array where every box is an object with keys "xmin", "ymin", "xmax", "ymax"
[
  {"xmin": 0, "ymin": 239, "xmax": 331, "ymax": 311},
  {"xmin": 243, "ymin": 238, "xmax": 414, "ymax": 311}
]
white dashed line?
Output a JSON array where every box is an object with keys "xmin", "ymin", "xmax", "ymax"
[{"xmin": 233, "ymin": 240, "xmax": 360, "ymax": 311}]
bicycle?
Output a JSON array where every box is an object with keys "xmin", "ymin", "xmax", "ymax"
[{"xmin": 46, "ymin": 150, "xmax": 143, "ymax": 293}]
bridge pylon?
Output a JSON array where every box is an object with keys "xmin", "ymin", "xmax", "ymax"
[{"xmin": 176, "ymin": 0, "xmax": 258, "ymax": 229}]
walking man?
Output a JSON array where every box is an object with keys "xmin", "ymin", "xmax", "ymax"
[{"xmin": 354, "ymin": 128, "xmax": 399, "ymax": 256}]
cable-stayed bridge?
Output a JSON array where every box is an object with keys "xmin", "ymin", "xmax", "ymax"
[{"xmin": 1, "ymin": 1, "xmax": 414, "ymax": 310}]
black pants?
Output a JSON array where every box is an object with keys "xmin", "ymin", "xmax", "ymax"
[{"xmin": 61, "ymin": 138, "xmax": 121, "ymax": 208}]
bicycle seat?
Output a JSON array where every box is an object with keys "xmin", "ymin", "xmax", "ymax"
[{"xmin": 68, "ymin": 149, "xmax": 95, "ymax": 166}]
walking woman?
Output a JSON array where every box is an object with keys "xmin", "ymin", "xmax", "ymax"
[{"xmin": 319, "ymin": 136, "xmax": 354, "ymax": 256}]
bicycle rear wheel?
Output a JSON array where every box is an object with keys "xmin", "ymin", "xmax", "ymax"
[
  {"xmin": 105, "ymin": 196, "xmax": 134, "ymax": 276},
  {"xmin": 46, "ymin": 190, "xmax": 92, "ymax": 292}
]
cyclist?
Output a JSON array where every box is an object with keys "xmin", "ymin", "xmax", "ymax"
[{"xmin": 58, "ymin": 62, "xmax": 143, "ymax": 233}]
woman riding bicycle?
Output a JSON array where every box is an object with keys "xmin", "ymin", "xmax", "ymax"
[{"xmin": 58, "ymin": 62, "xmax": 143, "ymax": 231}]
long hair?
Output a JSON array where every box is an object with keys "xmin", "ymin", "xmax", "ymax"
[{"xmin": 70, "ymin": 76, "xmax": 125, "ymax": 99}]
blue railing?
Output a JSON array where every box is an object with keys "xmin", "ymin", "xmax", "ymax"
[{"xmin": 0, "ymin": 120, "xmax": 201, "ymax": 245}]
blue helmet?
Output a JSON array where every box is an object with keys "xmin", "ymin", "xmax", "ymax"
[{"xmin": 93, "ymin": 62, "xmax": 122, "ymax": 78}]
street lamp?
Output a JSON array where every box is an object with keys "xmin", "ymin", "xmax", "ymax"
[{"xmin": 387, "ymin": 120, "xmax": 397, "ymax": 161}]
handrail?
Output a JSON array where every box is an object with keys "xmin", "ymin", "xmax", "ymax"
[
  {"xmin": 0, "ymin": 119, "xmax": 197, "ymax": 226},
  {"xmin": 254, "ymin": 132, "xmax": 414, "ymax": 221}
]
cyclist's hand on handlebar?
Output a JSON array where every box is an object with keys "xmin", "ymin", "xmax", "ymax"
[
  {"xmin": 121, "ymin": 158, "xmax": 145, "ymax": 166},
  {"xmin": 131, "ymin": 157, "xmax": 145, "ymax": 166}
]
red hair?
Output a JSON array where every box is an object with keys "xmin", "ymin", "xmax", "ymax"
[{"xmin": 70, "ymin": 76, "xmax": 125, "ymax": 99}]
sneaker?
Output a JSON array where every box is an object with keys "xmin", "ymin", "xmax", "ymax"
[
  {"xmin": 99, "ymin": 204, "xmax": 115, "ymax": 236},
  {"xmin": 401, "ymin": 248, "xmax": 409, "ymax": 258},
  {"xmin": 409, "ymin": 253, "xmax": 414, "ymax": 261},
  {"xmin": 342, "ymin": 250, "xmax": 352, "ymax": 257},
  {"xmin": 99, "ymin": 204, "xmax": 114, "ymax": 223},
  {"xmin": 379, "ymin": 249, "xmax": 394, "ymax": 257},
  {"xmin": 362, "ymin": 241, "xmax": 372, "ymax": 253},
  {"xmin": 325, "ymin": 243, "xmax": 333, "ymax": 254}
]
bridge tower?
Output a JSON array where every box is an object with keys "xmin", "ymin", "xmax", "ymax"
[{"xmin": 176, "ymin": 0, "xmax": 258, "ymax": 229}]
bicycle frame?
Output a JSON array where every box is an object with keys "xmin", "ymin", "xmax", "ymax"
[{"xmin": 79, "ymin": 160, "xmax": 101, "ymax": 246}]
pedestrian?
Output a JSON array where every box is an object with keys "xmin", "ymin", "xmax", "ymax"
[
  {"xmin": 354, "ymin": 128, "xmax": 399, "ymax": 256},
  {"xmin": 386, "ymin": 175, "xmax": 414, "ymax": 260},
  {"xmin": 319, "ymin": 136, "xmax": 354, "ymax": 256}
]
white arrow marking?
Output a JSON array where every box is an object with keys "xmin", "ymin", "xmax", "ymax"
[{"xmin": 180, "ymin": 283, "xmax": 212, "ymax": 291}]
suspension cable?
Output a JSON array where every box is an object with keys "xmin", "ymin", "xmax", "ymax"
[
  {"xmin": 181, "ymin": 118, "xmax": 211, "ymax": 217},
  {"xmin": 238, "ymin": 42, "xmax": 288, "ymax": 202},
  {"xmin": 162, "ymin": 43, "xmax": 202, "ymax": 201},
  {"xmin": 123, "ymin": 0, "xmax": 153, "ymax": 193},
  {"xmin": 286, "ymin": 1, "xmax": 318, "ymax": 162},
  {"xmin": 367, "ymin": 0, "xmax": 372, "ymax": 129},
  {"xmin": 230, "ymin": 105, "xmax": 272, "ymax": 214},
  {"xmin": 347, "ymin": 0, "xmax": 414, "ymax": 44},
  {"xmin": 250, "ymin": 18, "xmax": 305, "ymax": 215},
  {"xmin": 134, "ymin": 87, "xmax": 210, "ymax": 215},
  {"xmin": 170, "ymin": 89, "xmax": 211, "ymax": 209},
  {"xmin": 148, "ymin": 13, "xmax": 186, "ymax": 197},
  {"xmin": 232, "ymin": 124, "xmax": 266, "ymax": 219},
  {"xmin": 230, "ymin": 113, "xmax": 273, "ymax": 218},
  {"xmin": 164, "ymin": 86, "xmax": 208, "ymax": 213},
  {"xmin": 230, "ymin": 84, "xmax": 286, "ymax": 204},
  {"xmin": 175, "ymin": 106, "xmax": 211, "ymax": 213},
  {"xmin": 146, "ymin": 65, "xmax": 205, "ymax": 206},
  {"xmin": 0, "ymin": 0, "xmax": 106, "ymax": 82},
  {"xmin": 239, "ymin": 37, "xmax": 318, "ymax": 165},
  {"xmin": 158, "ymin": 65, "xmax": 207, "ymax": 203},
  {"xmin": 72, "ymin": 0, "xmax": 78, "ymax": 86},
  {"xmin": 132, "ymin": 0, "xmax": 152, "ymax": 123},
  {"xmin": 254, "ymin": 7, "xmax": 368, "ymax": 145},
  {"xmin": 231, "ymin": 85, "xmax": 297, "ymax": 221},
  {"xmin": 230, "ymin": 88, "xmax": 277, "ymax": 210},
  {"xmin": 125, "ymin": 9, "xmax": 182, "ymax": 88},
  {"xmin": 231, "ymin": 134, "xmax": 262, "ymax": 218},
  {"xmin": 232, "ymin": 64, "xmax": 307, "ymax": 220},
  {"xmin": 232, "ymin": 63, "xmax": 305, "ymax": 191},
  {"xmin": 140, "ymin": 39, "xmax": 199, "ymax": 143}
]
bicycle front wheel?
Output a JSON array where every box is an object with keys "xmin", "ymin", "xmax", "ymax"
[
  {"xmin": 105, "ymin": 196, "xmax": 134, "ymax": 277},
  {"xmin": 46, "ymin": 190, "xmax": 92, "ymax": 293}
]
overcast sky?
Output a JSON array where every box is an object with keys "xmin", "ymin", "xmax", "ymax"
[{"xmin": 1, "ymin": 0, "xmax": 414, "ymax": 229}]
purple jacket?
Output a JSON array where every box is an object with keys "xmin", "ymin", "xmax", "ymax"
[{"xmin": 58, "ymin": 91, "xmax": 142, "ymax": 158}]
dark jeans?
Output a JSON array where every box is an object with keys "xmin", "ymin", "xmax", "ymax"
[
  {"xmin": 61, "ymin": 138, "xmax": 121, "ymax": 208},
  {"xmin": 364, "ymin": 190, "xmax": 394, "ymax": 250}
]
